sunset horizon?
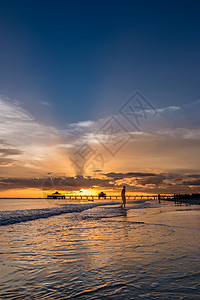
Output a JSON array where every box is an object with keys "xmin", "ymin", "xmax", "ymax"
[
  {"xmin": 1, "ymin": 1, "xmax": 200, "ymax": 299},
  {"xmin": 1, "ymin": 93, "xmax": 200, "ymax": 198}
]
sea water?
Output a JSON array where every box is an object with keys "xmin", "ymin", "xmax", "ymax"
[{"xmin": 0, "ymin": 198, "xmax": 200, "ymax": 299}]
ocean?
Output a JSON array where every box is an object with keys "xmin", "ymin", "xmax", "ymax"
[{"xmin": 0, "ymin": 198, "xmax": 200, "ymax": 299}]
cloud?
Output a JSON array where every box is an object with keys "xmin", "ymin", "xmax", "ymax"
[
  {"xmin": 186, "ymin": 174, "xmax": 200, "ymax": 178},
  {"xmin": 0, "ymin": 158, "xmax": 15, "ymax": 167},
  {"xmin": 0, "ymin": 95, "xmax": 200, "ymax": 194},
  {"xmin": 70, "ymin": 120, "xmax": 95, "ymax": 128},
  {"xmin": 183, "ymin": 180, "xmax": 200, "ymax": 186},
  {"xmin": 0, "ymin": 139, "xmax": 9, "ymax": 146},
  {"xmin": 0, "ymin": 96, "xmax": 59, "ymax": 146},
  {"xmin": 1, "ymin": 172, "xmax": 200, "ymax": 194},
  {"xmin": 138, "ymin": 175, "xmax": 164, "ymax": 186},
  {"xmin": 0, "ymin": 145, "xmax": 23, "ymax": 167},
  {"xmin": 39, "ymin": 101, "xmax": 51, "ymax": 106},
  {"xmin": 156, "ymin": 105, "xmax": 181, "ymax": 113},
  {"xmin": 0, "ymin": 175, "xmax": 114, "ymax": 191},
  {"xmin": 153, "ymin": 100, "xmax": 200, "ymax": 130},
  {"xmin": 105, "ymin": 172, "xmax": 156, "ymax": 179},
  {"xmin": 0, "ymin": 96, "xmax": 70, "ymax": 177},
  {"xmin": 0, "ymin": 148, "xmax": 22, "ymax": 156}
]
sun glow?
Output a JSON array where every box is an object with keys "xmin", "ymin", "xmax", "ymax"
[
  {"xmin": 72, "ymin": 188, "xmax": 99, "ymax": 196},
  {"xmin": 80, "ymin": 188, "xmax": 88, "ymax": 194}
]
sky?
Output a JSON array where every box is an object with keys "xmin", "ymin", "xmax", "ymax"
[{"xmin": 0, "ymin": 0, "xmax": 200, "ymax": 197}]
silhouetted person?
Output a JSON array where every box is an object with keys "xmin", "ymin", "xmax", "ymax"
[
  {"xmin": 121, "ymin": 186, "xmax": 126, "ymax": 208},
  {"xmin": 158, "ymin": 194, "xmax": 161, "ymax": 203}
]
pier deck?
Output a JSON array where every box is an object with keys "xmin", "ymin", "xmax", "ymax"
[{"xmin": 56, "ymin": 194, "xmax": 174, "ymax": 200}]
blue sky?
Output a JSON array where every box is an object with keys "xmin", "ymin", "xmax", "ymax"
[{"xmin": 0, "ymin": 0, "xmax": 200, "ymax": 126}]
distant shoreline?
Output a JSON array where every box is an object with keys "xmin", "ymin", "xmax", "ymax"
[{"xmin": 0, "ymin": 197, "xmax": 200, "ymax": 205}]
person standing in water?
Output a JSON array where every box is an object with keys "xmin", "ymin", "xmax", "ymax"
[{"xmin": 121, "ymin": 186, "xmax": 126, "ymax": 208}]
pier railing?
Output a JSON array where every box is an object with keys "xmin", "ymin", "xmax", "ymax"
[{"xmin": 53, "ymin": 194, "xmax": 174, "ymax": 200}]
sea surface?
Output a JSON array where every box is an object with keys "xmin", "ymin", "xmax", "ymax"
[{"xmin": 0, "ymin": 198, "xmax": 200, "ymax": 299}]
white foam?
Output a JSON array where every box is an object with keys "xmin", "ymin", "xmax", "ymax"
[{"xmin": 0, "ymin": 203, "xmax": 103, "ymax": 226}]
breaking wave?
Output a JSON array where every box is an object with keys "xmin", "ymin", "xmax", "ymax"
[{"xmin": 0, "ymin": 203, "xmax": 106, "ymax": 226}]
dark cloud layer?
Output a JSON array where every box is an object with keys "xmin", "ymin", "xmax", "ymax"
[
  {"xmin": 0, "ymin": 147, "xmax": 23, "ymax": 167},
  {"xmin": 0, "ymin": 148, "xmax": 22, "ymax": 156},
  {"xmin": 1, "ymin": 172, "xmax": 200, "ymax": 194},
  {"xmin": 0, "ymin": 176, "xmax": 114, "ymax": 192},
  {"xmin": 105, "ymin": 172, "xmax": 156, "ymax": 179},
  {"xmin": 183, "ymin": 180, "xmax": 200, "ymax": 186}
]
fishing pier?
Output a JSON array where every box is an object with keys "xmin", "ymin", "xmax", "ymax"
[{"xmin": 47, "ymin": 193, "xmax": 174, "ymax": 200}]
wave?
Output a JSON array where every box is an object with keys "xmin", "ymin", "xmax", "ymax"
[
  {"xmin": 0, "ymin": 199, "xmax": 159, "ymax": 227},
  {"xmin": 0, "ymin": 203, "xmax": 107, "ymax": 226}
]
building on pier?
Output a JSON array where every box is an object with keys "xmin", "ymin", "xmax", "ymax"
[{"xmin": 47, "ymin": 191, "xmax": 65, "ymax": 199}]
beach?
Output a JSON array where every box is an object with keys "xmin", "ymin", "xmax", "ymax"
[{"xmin": 0, "ymin": 198, "xmax": 200, "ymax": 299}]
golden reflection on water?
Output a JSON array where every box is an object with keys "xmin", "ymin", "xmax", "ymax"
[{"xmin": 0, "ymin": 202, "xmax": 200, "ymax": 299}]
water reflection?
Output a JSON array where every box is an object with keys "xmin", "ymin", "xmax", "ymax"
[{"xmin": 0, "ymin": 201, "xmax": 200, "ymax": 299}]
